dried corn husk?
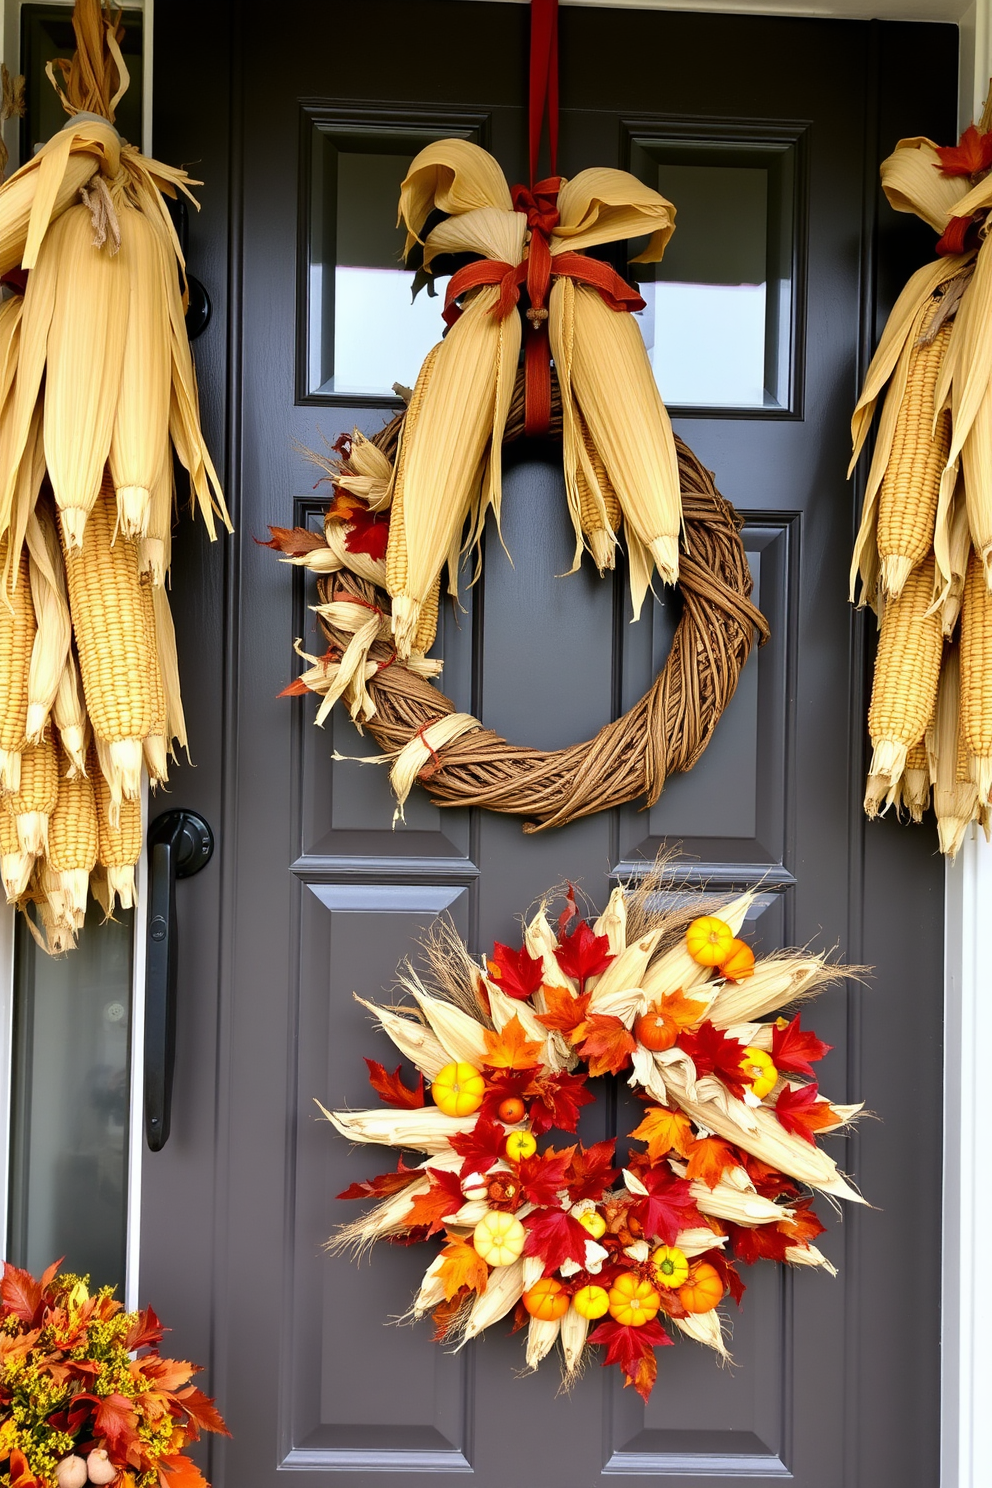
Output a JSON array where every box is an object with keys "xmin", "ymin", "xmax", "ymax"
[
  {"xmin": 930, "ymin": 641, "xmax": 979, "ymax": 856},
  {"xmin": 354, "ymin": 995, "xmax": 449, "ymax": 1080},
  {"xmin": 9, "ymin": 733, "xmax": 58, "ymax": 855},
  {"xmin": 25, "ymin": 502, "xmax": 71, "ymax": 743},
  {"xmin": 320, "ymin": 1103, "xmax": 480, "ymax": 1153},
  {"xmin": 0, "ymin": 530, "xmax": 36, "ymax": 789},
  {"xmin": 52, "ymin": 646, "xmax": 87, "ymax": 777}
]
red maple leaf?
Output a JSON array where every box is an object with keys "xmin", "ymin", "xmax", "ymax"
[
  {"xmin": 448, "ymin": 1116, "xmax": 507, "ymax": 1179},
  {"xmin": 565, "ymin": 1140, "xmax": 618, "ymax": 1203},
  {"xmin": 255, "ymin": 525, "xmax": 325, "ymax": 557},
  {"xmin": 774, "ymin": 1082, "xmax": 840, "ymax": 1144},
  {"xmin": 486, "ymin": 942, "xmax": 544, "ymax": 1000},
  {"xmin": 700, "ymin": 1247, "xmax": 745, "ymax": 1305},
  {"xmin": 158, "ymin": 1456, "xmax": 210, "ymax": 1488},
  {"xmin": 174, "ymin": 1386, "xmax": 231, "ymax": 1439},
  {"xmin": 1, "ymin": 1263, "xmax": 42, "ymax": 1324},
  {"xmin": 936, "ymin": 214, "xmax": 982, "ymax": 256},
  {"xmin": 527, "ymin": 1070, "xmax": 595, "ymax": 1135},
  {"xmin": 742, "ymin": 1153, "xmax": 799, "ymax": 1202},
  {"xmin": 771, "ymin": 1015, "xmax": 832, "ymax": 1079},
  {"xmin": 554, "ymin": 919, "xmax": 614, "ymax": 992},
  {"xmin": 364, "ymin": 1058, "xmax": 425, "ymax": 1109},
  {"xmin": 515, "ymin": 1147, "xmax": 574, "ymax": 1208},
  {"xmin": 536, "ymin": 984, "xmax": 591, "ymax": 1035},
  {"xmin": 936, "ymin": 123, "xmax": 992, "ymax": 176},
  {"xmin": 678, "ymin": 1021, "xmax": 749, "ymax": 1098},
  {"xmin": 575, "ymin": 1014, "xmax": 636, "ymax": 1077},
  {"xmin": 337, "ymin": 1155, "xmax": 421, "ymax": 1201},
  {"xmin": 634, "ymin": 1166, "xmax": 702, "ymax": 1246},
  {"xmin": 344, "ymin": 506, "xmax": 389, "ymax": 560},
  {"xmin": 523, "ymin": 1207, "xmax": 591, "ymax": 1275},
  {"xmin": 557, "ymin": 884, "xmax": 580, "ymax": 936},
  {"xmin": 725, "ymin": 1220, "xmax": 793, "ymax": 1266},
  {"xmin": 123, "ymin": 1305, "xmax": 164, "ymax": 1352},
  {"xmin": 92, "ymin": 1393, "xmax": 139, "ymax": 1455},
  {"xmin": 404, "ymin": 1169, "xmax": 465, "ymax": 1235},
  {"xmin": 778, "ymin": 1196, "xmax": 827, "ymax": 1248},
  {"xmin": 586, "ymin": 1317, "xmax": 673, "ymax": 1401}
]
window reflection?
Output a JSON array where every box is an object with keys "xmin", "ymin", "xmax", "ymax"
[{"xmin": 7, "ymin": 902, "xmax": 133, "ymax": 1293}]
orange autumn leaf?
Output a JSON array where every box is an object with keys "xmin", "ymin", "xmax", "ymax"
[
  {"xmin": 936, "ymin": 123, "xmax": 992, "ymax": 177},
  {"xmin": 778, "ymin": 1198, "xmax": 827, "ymax": 1248},
  {"xmin": 403, "ymin": 1170, "xmax": 464, "ymax": 1235},
  {"xmin": 575, "ymin": 1014, "xmax": 636, "ymax": 1076},
  {"xmin": 536, "ymin": 984, "xmax": 591, "ymax": 1035},
  {"xmin": 684, "ymin": 1136, "xmax": 737, "ymax": 1189},
  {"xmin": 438, "ymin": 1232, "xmax": 489, "ymax": 1301},
  {"xmin": 660, "ymin": 988, "xmax": 709, "ymax": 1030},
  {"xmin": 629, "ymin": 1106, "xmax": 694, "ymax": 1162},
  {"xmin": 483, "ymin": 1015, "xmax": 544, "ymax": 1070},
  {"xmin": 431, "ymin": 1291, "xmax": 468, "ymax": 1341},
  {"xmin": 325, "ymin": 489, "xmax": 367, "ymax": 522}
]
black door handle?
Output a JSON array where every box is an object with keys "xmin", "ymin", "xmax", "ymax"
[{"xmin": 144, "ymin": 809, "xmax": 214, "ymax": 1152}]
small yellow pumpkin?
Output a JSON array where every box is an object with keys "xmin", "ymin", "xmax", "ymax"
[
  {"xmin": 740, "ymin": 1047, "xmax": 778, "ymax": 1100},
  {"xmin": 651, "ymin": 1244, "xmax": 690, "ymax": 1289},
  {"xmin": 504, "ymin": 1130, "xmax": 538, "ymax": 1161},
  {"xmin": 576, "ymin": 1209, "xmax": 607, "ymax": 1240},
  {"xmin": 572, "ymin": 1284, "xmax": 610, "ymax": 1319},
  {"xmin": 678, "ymin": 1261, "xmax": 724, "ymax": 1314},
  {"xmin": 431, "ymin": 1061, "xmax": 485, "ymax": 1117},
  {"xmin": 472, "ymin": 1209, "xmax": 526, "ymax": 1266},
  {"xmin": 607, "ymin": 1271, "xmax": 661, "ymax": 1327},
  {"xmin": 685, "ymin": 916, "xmax": 735, "ymax": 966},
  {"xmin": 523, "ymin": 1277, "xmax": 569, "ymax": 1321}
]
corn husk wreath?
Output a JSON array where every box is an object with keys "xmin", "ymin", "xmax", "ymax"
[
  {"xmin": 323, "ymin": 872, "xmax": 862, "ymax": 1399},
  {"xmin": 850, "ymin": 93, "xmax": 992, "ymax": 853},
  {"xmin": 0, "ymin": 0, "xmax": 230, "ymax": 951},
  {"xmin": 272, "ymin": 140, "xmax": 767, "ymax": 828}
]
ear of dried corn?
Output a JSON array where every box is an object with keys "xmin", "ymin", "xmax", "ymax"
[
  {"xmin": 0, "ymin": 530, "xmax": 35, "ymax": 789},
  {"xmin": 25, "ymin": 502, "xmax": 71, "ymax": 742},
  {"xmin": 47, "ymin": 748, "xmax": 98, "ymax": 922},
  {"xmin": 866, "ymin": 555, "xmax": 943, "ymax": 787},
  {"xmin": 9, "ymin": 733, "xmax": 58, "ymax": 855},
  {"xmin": 959, "ymin": 549, "xmax": 992, "ymax": 801},
  {"xmin": 91, "ymin": 741, "xmax": 140, "ymax": 910},
  {"xmin": 0, "ymin": 798, "xmax": 32, "ymax": 900},
  {"xmin": 930, "ymin": 641, "xmax": 979, "ymax": 856},
  {"xmin": 52, "ymin": 645, "xmax": 87, "ymax": 776}
]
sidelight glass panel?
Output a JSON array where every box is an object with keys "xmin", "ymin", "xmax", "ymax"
[
  {"xmin": 6, "ymin": 903, "xmax": 134, "ymax": 1293},
  {"xmin": 628, "ymin": 137, "xmax": 797, "ymax": 410},
  {"xmin": 308, "ymin": 122, "xmax": 479, "ymax": 399}
]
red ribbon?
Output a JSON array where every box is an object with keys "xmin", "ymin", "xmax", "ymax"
[{"xmin": 529, "ymin": 0, "xmax": 559, "ymax": 185}]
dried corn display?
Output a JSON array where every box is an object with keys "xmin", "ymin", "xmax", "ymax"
[
  {"xmin": 849, "ymin": 102, "xmax": 992, "ymax": 851},
  {"xmin": 0, "ymin": 1, "xmax": 230, "ymax": 949}
]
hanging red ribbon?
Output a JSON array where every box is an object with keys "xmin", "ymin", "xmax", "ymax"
[{"xmin": 529, "ymin": 0, "xmax": 559, "ymax": 186}]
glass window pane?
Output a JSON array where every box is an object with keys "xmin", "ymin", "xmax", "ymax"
[
  {"xmin": 308, "ymin": 124, "xmax": 477, "ymax": 399},
  {"xmin": 7, "ymin": 903, "xmax": 133, "ymax": 1293},
  {"xmin": 629, "ymin": 138, "xmax": 797, "ymax": 411}
]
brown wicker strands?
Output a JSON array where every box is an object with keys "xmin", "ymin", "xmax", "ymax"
[{"xmin": 312, "ymin": 375, "xmax": 768, "ymax": 833}]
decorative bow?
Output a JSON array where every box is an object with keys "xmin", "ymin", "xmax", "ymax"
[{"xmin": 387, "ymin": 138, "xmax": 680, "ymax": 659}]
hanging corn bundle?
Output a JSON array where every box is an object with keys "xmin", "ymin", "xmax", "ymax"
[
  {"xmin": 0, "ymin": 0, "xmax": 230, "ymax": 950},
  {"xmin": 850, "ymin": 96, "xmax": 992, "ymax": 852}
]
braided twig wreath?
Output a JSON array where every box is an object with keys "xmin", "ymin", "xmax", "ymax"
[{"xmin": 279, "ymin": 372, "xmax": 769, "ymax": 832}]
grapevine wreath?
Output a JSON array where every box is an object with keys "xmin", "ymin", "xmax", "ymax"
[
  {"xmin": 268, "ymin": 134, "xmax": 769, "ymax": 831},
  {"xmin": 322, "ymin": 874, "xmax": 863, "ymax": 1399}
]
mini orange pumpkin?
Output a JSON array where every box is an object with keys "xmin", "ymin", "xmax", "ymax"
[
  {"xmin": 634, "ymin": 1003, "xmax": 678, "ymax": 1051},
  {"xmin": 523, "ymin": 1277, "xmax": 569, "ymax": 1321},
  {"xmin": 685, "ymin": 916, "xmax": 735, "ymax": 967},
  {"xmin": 498, "ymin": 1096, "xmax": 526, "ymax": 1124},
  {"xmin": 720, "ymin": 938, "xmax": 755, "ymax": 982},
  {"xmin": 678, "ymin": 1261, "xmax": 724, "ymax": 1314},
  {"xmin": 607, "ymin": 1271, "xmax": 661, "ymax": 1327}
]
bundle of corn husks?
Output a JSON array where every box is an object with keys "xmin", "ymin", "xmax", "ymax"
[
  {"xmin": 323, "ymin": 869, "xmax": 862, "ymax": 1398},
  {"xmin": 0, "ymin": 0, "xmax": 229, "ymax": 951},
  {"xmin": 385, "ymin": 138, "xmax": 681, "ymax": 658},
  {"xmin": 850, "ymin": 101, "xmax": 992, "ymax": 853}
]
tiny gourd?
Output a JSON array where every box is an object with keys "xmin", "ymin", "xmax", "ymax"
[
  {"xmin": 685, "ymin": 916, "xmax": 735, "ymax": 967},
  {"xmin": 634, "ymin": 1003, "xmax": 678, "ymax": 1052},
  {"xmin": 504, "ymin": 1130, "xmax": 537, "ymax": 1161},
  {"xmin": 54, "ymin": 1459, "xmax": 88, "ymax": 1488},
  {"xmin": 431, "ymin": 1061, "xmax": 485, "ymax": 1117},
  {"xmin": 651, "ymin": 1244, "xmax": 690, "ymax": 1289},
  {"xmin": 607, "ymin": 1271, "xmax": 661, "ymax": 1327},
  {"xmin": 720, "ymin": 938, "xmax": 755, "ymax": 982},
  {"xmin": 86, "ymin": 1451, "xmax": 118, "ymax": 1486},
  {"xmin": 678, "ymin": 1261, "xmax": 725, "ymax": 1314},
  {"xmin": 576, "ymin": 1209, "xmax": 607, "ymax": 1239},
  {"xmin": 498, "ymin": 1096, "xmax": 526, "ymax": 1124},
  {"xmin": 523, "ymin": 1277, "xmax": 569, "ymax": 1321},
  {"xmin": 740, "ymin": 1047, "xmax": 778, "ymax": 1100},
  {"xmin": 572, "ymin": 1284, "xmax": 610, "ymax": 1320},
  {"xmin": 473, "ymin": 1209, "xmax": 526, "ymax": 1266}
]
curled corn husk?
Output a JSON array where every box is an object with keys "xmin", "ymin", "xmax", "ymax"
[
  {"xmin": 525, "ymin": 1315, "xmax": 561, "ymax": 1370},
  {"xmin": 317, "ymin": 1101, "xmax": 479, "ymax": 1153},
  {"xmin": 354, "ymin": 995, "xmax": 449, "ymax": 1080},
  {"xmin": 674, "ymin": 1308, "xmax": 729, "ymax": 1358}
]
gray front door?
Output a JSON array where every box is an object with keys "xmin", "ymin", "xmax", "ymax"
[{"xmin": 141, "ymin": 3, "xmax": 951, "ymax": 1484}]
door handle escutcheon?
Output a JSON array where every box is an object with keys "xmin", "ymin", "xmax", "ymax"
[{"xmin": 144, "ymin": 809, "xmax": 214, "ymax": 1152}]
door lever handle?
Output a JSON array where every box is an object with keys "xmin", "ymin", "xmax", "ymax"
[{"xmin": 145, "ymin": 809, "xmax": 214, "ymax": 1152}]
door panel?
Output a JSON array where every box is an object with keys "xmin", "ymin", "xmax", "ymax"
[{"xmin": 146, "ymin": 4, "xmax": 952, "ymax": 1485}]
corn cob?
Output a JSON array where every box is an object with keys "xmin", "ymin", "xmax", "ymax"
[
  {"xmin": 575, "ymin": 405, "xmax": 622, "ymax": 573},
  {"xmin": 109, "ymin": 199, "xmax": 171, "ymax": 538},
  {"xmin": 875, "ymin": 322, "xmax": 952, "ymax": 599},
  {"xmin": 960, "ymin": 548, "xmax": 992, "ymax": 801},
  {"xmin": 151, "ymin": 581, "xmax": 186, "ymax": 758},
  {"xmin": 139, "ymin": 462, "xmax": 173, "ymax": 586},
  {"xmin": 139, "ymin": 577, "xmax": 169, "ymax": 786},
  {"xmin": 47, "ymin": 749, "xmax": 98, "ymax": 925},
  {"xmin": 0, "ymin": 532, "xmax": 36, "ymax": 789},
  {"xmin": 0, "ymin": 798, "xmax": 31, "ymax": 901},
  {"xmin": 91, "ymin": 743, "xmax": 141, "ymax": 911},
  {"xmin": 52, "ymin": 646, "xmax": 87, "ymax": 777},
  {"xmin": 930, "ymin": 642, "xmax": 979, "ymax": 857},
  {"xmin": 866, "ymin": 555, "xmax": 943, "ymax": 788},
  {"xmin": 9, "ymin": 734, "xmax": 57, "ymax": 855},
  {"xmin": 21, "ymin": 863, "xmax": 76, "ymax": 956},
  {"xmin": 896, "ymin": 733, "xmax": 932, "ymax": 821},
  {"xmin": 44, "ymin": 202, "xmax": 129, "ymax": 548},
  {"xmin": 63, "ymin": 479, "xmax": 157, "ymax": 800},
  {"xmin": 25, "ymin": 504, "xmax": 71, "ymax": 743}
]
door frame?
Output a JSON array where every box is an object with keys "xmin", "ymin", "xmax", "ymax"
[{"xmin": 0, "ymin": 0, "xmax": 986, "ymax": 1481}]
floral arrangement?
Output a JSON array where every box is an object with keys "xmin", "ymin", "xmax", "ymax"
[
  {"xmin": 323, "ymin": 876, "xmax": 863, "ymax": 1400},
  {"xmin": 0, "ymin": 1263, "xmax": 228, "ymax": 1488}
]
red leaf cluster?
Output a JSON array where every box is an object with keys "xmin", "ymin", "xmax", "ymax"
[
  {"xmin": 365, "ymin": 1058, "xmax": 425, "ymax": 1109},
  {"xmin": 587, "ymin": 1317, "xmax": 674, "ymax": 1401},
  {"xmin": 487, "ymin": 942, "xmax": 544, "ymax": 1000}
]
